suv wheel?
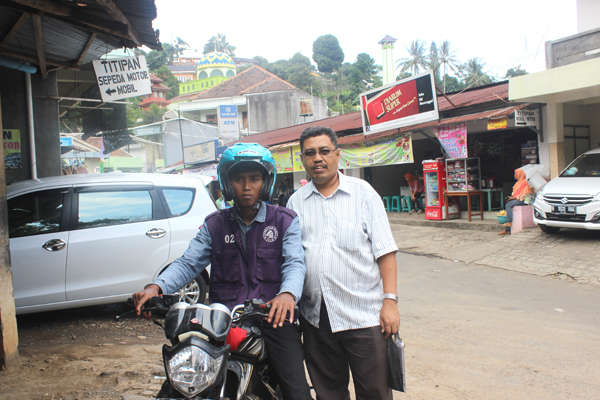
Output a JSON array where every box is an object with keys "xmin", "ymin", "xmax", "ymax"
[
  {"xmin": 177, "ymin": 276, "xmax": 208, "ymax": 304},
  {"xmin": 539, "ymin": 224, "xmax": 561, "ymax": 234}
]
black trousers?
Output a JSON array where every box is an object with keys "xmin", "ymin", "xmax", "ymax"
[
  {"xmin": 300, "ymin": 302, "xmax": 392, "ymax": 400},
  {"xmin": 413, "ymin": 192, "xmax": 423, "ymax": 211},
  {"xmin": 262, "ymin": 323, "xmax": 312, "ymax": 400}
]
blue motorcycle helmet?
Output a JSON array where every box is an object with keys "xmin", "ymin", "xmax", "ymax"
[{"xmin": 218, "ymin": 143, "xmax": 276, "ymax": 202}]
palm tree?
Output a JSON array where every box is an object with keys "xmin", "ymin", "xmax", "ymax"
[
  {"xmin": 459, "ymin": 57, "xmax": 493, "ymax": 89},
  {"xmin": 396, "ymin": 39, "xmax": 428, "ymax": 76},
  {"xmin": 439, "ymin": 40, "xmax": 460, "ymax": 92}
]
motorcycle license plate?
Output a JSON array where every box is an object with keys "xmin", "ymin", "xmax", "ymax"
[{"xmin": 552, "ymin": 205, "xmax": 576, "ymax": 214}]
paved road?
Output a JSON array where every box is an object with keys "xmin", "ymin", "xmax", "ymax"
[
  {"xmin": 392, "ymin": 252, "xmax": 600, "ymax": 400},
  {"xmin": 388, "ymin": 220, "xmax": 600, "ymax": 288}
]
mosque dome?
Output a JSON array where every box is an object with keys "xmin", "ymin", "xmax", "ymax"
[{"xmin": 197, "ymin": 52, "xmax": 236, "ymax": 69}]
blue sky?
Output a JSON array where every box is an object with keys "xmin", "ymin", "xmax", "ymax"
[{"xmin": 152, "ymin": 0, "xmax": 577, "ymax": 77}]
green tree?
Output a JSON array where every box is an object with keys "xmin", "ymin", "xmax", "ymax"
[
  {"xmin": 146, "ymin": 42, "xmax": 177, "ymax": 69},
  {"xmin": 439, "ymin": 40, "xmax": 460, "ymax": 92},
  {"xmin": 142, "ymin": 104, "xmax": 167, "ymax": 125},
  {"xmin": 173, "ymin": 37, "xmax": 189, "ymax": 61},
  {"xmin": 203, "ymin": 33, "xmax": 236, "ymax": 56},
  {"xmin": 505, "ymin": 65, "xmax": 528, "ymax": 78},
  {"xmin": 354, "ymin": 53, "xmax": 379, "ymax": 83},
  {"xmin": 152, "ymin": 66, "xmax": 180, "ymax": 100},
  {"xmin": 427, "ymin": 41, "xmax": 442, "ymax": 85},
  {"xmin": 458, "ymin": 57, "xmax": 494, "ymax": 88},
  {"xmin": 312, "ymin": 34, "xmax": 344, "ymax": 73},
  {"xmin": 396, "ymin": 39, "xmax": 428, "ymax": 75},
  {"xmin": 253, "ymin": 56, "xmax": 269, "ymax": 69},
  {"xmin": 442, "ymin": 74, "xmax": 464, "ymax": 92}
]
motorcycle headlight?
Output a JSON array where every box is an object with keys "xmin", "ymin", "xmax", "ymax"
[{"xmin": 167, "ymin": 346, "xmax": 224, "ymax": 397}]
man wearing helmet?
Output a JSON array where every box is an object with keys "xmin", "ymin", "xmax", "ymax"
[{"xmin": 133, "ymin": 143, "xmax": 311, "ymax": 400}]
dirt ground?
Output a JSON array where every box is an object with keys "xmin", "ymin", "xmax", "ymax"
[{"xmin": 0, "ymin": 304, "xmax": 167, "ymax": 400}]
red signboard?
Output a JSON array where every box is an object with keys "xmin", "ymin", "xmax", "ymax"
[{"xmin": 360, "ymin": 70, "xmax": 439, "ymax": 135}]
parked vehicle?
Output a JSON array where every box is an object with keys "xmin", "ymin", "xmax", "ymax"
[
  {"xmin": 132, "ymin": 295, "xmax": 288, "ymax": 400},
  {"xmin": 533, "ymin": 148, "xmax": 600, "ymax": 233},
  {"xmin": 7, "ymin": 173, "xmax": 216, "ymax": 315}
]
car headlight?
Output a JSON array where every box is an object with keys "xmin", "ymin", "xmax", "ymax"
[
  {"xmin": 594, "ymin": 192, "xmax": 600, "ymax": 202},
  {"xmin": 167, "ymin": 346, "xmax": 224, "ymax": 397},
  {"xmin": 536, "ymin": 189, "xmax": 544, "ymax": 201}
]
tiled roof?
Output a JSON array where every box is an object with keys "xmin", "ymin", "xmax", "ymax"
[
  {"xmin": 169, "ymin": 92, "xmax": 204, "ymax": 103},
  {"xmin": 168, "ymin": 64, "xmax": 197, "ymax": 72},
  {"xmin": 378, "ymin": 35, "xmax": 397, "ymax": 44},
  {"xmin": 191, "ymin": 66, "xmax": 298, "ymax": 100},
  {"xmin": 243, "ymin": 81, "xmax": 512, "ymax": 147}
]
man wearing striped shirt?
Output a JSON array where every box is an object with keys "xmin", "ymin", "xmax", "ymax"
[{"xmin": 287, "ymin": 126, "xmax": 400, "ymax": 400}]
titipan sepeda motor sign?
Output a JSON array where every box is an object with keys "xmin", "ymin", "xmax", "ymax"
[{"xmin": 360, "ymin": 70, "xmax": 439, "ymax": 135}]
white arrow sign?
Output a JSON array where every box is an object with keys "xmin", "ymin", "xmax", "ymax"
[{"xmin": 93, "ymin": 56, "xmax": 152, "ymax": 102}]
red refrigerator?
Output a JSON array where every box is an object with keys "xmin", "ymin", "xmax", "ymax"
[{"xmin": 422, "ymin": 159, "xmax": 447, "ymax": 220}]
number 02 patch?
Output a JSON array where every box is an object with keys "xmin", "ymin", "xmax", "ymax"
[{"xmin": 224, "ymin": 234, "xmax": 235, "ymax": 243}]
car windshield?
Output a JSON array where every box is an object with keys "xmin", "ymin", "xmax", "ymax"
[{"xmin": 560, "ymin": 153, "xmax": 600, "ymax": 177}]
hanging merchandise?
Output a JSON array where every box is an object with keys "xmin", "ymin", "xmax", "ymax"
[{"xmin": 433, "ymin": 123, "xmax": 467, "ymax": 158}]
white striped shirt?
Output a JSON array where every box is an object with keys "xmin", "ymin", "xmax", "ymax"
[{"xmin": 287, "ymin": 172, "xmax": 398, "ymax": 332}]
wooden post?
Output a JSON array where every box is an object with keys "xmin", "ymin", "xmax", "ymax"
[{"xmin": 0, "ymin": 85, "xmax": 20, "ymax": 368}]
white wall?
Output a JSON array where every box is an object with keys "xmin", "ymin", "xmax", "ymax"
[{"xmin": 577, "ymin": 0, "xmax": 600, "ymax": 32}]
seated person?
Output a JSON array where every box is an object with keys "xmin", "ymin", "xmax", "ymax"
[
  {"xmin": 404, "ymin": 173, "xmax": 425, "ymax": 214},
  {"xmin": 499, "ymin": 168, "xmax": 531, "ymax": 236}
]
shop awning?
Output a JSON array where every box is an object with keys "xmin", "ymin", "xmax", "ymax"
[{"xmin": 341, "ymin": 104, "xmax": 531, "ymax": 144}]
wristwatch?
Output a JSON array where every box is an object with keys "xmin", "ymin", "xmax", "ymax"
[{"xmin": 383, "ymin": 293, "xmax": 399, "ymax": 302}]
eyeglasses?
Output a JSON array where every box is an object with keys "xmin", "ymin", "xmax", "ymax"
[{"xmin": 302, "ymin": 148, "xmax": 336, "ymax": 158}]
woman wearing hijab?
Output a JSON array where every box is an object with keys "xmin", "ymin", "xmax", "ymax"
[
  {"xmin": 499, "ymin": 168, "xmax": 532, "ymax": 235},
  {"xmin": 404, "ymin": 172, "xmax": 425, "ymax": 214}
]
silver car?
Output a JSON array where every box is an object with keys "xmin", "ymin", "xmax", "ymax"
[{"xmin": 8, "ymin": 173, "xmax": 217, "ymax": 315}]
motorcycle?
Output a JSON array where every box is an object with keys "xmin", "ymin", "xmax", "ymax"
[{"xmin": 125, "ymin": 295, "xmax": 293, "ymax": 399}]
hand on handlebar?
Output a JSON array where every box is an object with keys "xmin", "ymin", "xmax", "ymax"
[
  {"xmin": 267, "ymin": 293, "xmax": 296, "ymax": 328},
  {"xmin": 133, "ymin": 284, "xmax": 160, "ymax": 319}
]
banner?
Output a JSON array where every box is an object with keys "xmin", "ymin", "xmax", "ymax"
[
  {"xmin": 487, "ymin": 116, "xmax": 507, "ymax": 130},
  {"xmin": 272, "ymin": 147, "xmax": 293, "ymax": 173},
  {"xmin": 3, "ymin": 129, "xmax": 22, "ymax": 169},
  {"xmin": 218, "ymin": 105, "xmax": 240, "ymax": 139},
  {"xmin": 433, "ymin": 123, "xmax": 467, "ymax": 158},
  {"xmin": 360, "ymin": 70, "xmax": 438, "ymax": 135},
  {"xmin": 291, "ymin": 144, "xmax": 305, "ymax": 171},
  {"xmin": 339, "ymin": 132, "xmax": 413, "ymax": 168},
  {"xmin": 184, "ymin": 140, "xmax": 218, "ymax": 164}
]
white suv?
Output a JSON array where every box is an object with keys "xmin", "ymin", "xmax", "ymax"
[
  {"xmin": 7, "ymin": 173, "xmax": 216, "ymax": 315},
  {"xmin": 533, "ymin": 148, "xmax": 600, "ymax": 233}
]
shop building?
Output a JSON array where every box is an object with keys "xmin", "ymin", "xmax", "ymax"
[
  {"xmin": 241, "ymin": 81, "xmax": 540, "ymax": 208},
  {"xmin": 509, "ymin": 0, "xmax": 600, "ymax": 178}
]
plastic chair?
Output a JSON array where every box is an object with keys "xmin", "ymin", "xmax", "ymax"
[
  {"xmin": 382, "ymin": 197, "xmax": 391, "ymax": 212},
  {"xmin": 401, "ymin": 196, "xmax": 413, "ymax": 212},
  {"xmin": 419, "ymin": 196, "xmax": 426, "ymax": 210},
  {"xmin": 390, "ymin": 196, "xmax": 401, "ymax": 212}
]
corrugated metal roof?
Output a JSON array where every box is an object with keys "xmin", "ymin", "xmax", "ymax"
[
  {"xmin": 243, "ymin": 81, "xmax": 512, "ymax": 147},
  {"xmin": 242, "ymin": 112, "xmax": 363, "ymax": 147},
  {"xmin": 0, "ymin": 0, "xmax": 160, "ymax": 70},
  {"xmin": 340, "ymin": 104, "xmax": 529, "ymax": 144}
]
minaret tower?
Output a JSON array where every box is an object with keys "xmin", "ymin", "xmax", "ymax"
[{"xmin": 379, "ymin": 35, "xmax": 397, "ymax": 85}]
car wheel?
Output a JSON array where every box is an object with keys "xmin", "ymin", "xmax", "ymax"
[
  {"xmin": 177, "ymin": 275, "xmax": 208, "ymax": 304},
  {"xmin": 539, "ymin": 224, "xmax": 561, "ymax": 234}
]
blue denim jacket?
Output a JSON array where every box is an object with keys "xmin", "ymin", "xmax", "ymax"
[{"xmin": 151, "ymin": 203, "xmax": 305, "ymax": 303}]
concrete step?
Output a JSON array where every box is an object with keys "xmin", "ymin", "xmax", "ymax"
[{"xmin": 387, "ymin": 211, "xmax": 504, "ymax": 232}]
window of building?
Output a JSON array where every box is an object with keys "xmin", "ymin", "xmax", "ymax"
[
  {"xmin": 210, "ymin": 69, "xmax": 224, "ymax": 77},
  {"xmin": 198, "ymin": 71, "xmax": 208, "ymax": 79},
  {"xmin": 206, "ymin": 114, "xmax": 217, "ymax": 123},
  {"xmin": 226, "ymin": 70, "xmax": 234, "ymax": 77}
]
